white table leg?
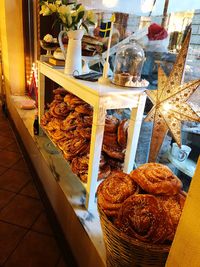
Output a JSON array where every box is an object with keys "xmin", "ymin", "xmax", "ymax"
[
  {"xmin": 38, "ymin": 69, "xmax": 45, "ymax": 135},
  {"xmin": 86, "ymin": 103, "xmax": 106, "ymax": 211},
  {"xmin": 123, "ymin": 93, "xmax": 146, "ymax": 173}
]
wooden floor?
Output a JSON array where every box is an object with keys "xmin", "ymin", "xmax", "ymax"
[{"xmin": 0, "ymin": 106, "xmax": 77, "ymax": 267}]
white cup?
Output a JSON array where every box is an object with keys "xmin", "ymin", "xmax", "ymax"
[{"xmin": 171, "ymin": 143, "xmax": 191, "ymax": 162}]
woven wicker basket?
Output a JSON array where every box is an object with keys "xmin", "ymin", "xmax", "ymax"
[{"xmin": 98, "ymin": 204, "xmax": 171, "ymax": 267}]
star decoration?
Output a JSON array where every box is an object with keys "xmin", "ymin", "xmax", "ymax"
[{"xmin": 145, "ymin": 30, "xmax": 200, "ymax": 162}]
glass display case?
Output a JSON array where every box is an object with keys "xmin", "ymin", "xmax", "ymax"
[{"xmin": 113, "ymin": 40, "xmax": 145, "ymax": 87}]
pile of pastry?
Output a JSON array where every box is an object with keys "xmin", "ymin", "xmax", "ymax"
[
  {"xmin": 41, "ymin": 88, "xmax": 129, "ymax": 183},
  {"xmin": 97, "ymin": 163, "xmax": 186, "ymax": 244}
]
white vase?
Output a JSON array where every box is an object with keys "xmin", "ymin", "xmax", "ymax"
[{"xmin": 58, "ymin": 29, "xmax": 84, "ymax": 75}]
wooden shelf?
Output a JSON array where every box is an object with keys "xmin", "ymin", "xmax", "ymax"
[{"xmin": 38, "ymin": 61, "xmax": 147, "ymax": 210}]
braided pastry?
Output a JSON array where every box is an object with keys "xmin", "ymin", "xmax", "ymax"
[
  {"xmin": 130, "ymin": 163, "xmax": 182, "ymax": 195},
  {"xmin": 117, "ymin": 194, "xmax": 172, "ymax": 244},
  {"xmin": 97, "ymin": 172, "xmax": 139, "ymax": 217},
  {"xmin": 117, "ymin": 119, "xmax": 129, "ymax": 148}
]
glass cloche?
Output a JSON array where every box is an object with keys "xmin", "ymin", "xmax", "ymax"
[{"xmin": 113, "ymin": 40, "xmax": 145, "ymax": 87}]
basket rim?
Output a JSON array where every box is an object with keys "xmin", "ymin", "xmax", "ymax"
[{"xmin": 97, "ymin": 202, "xmax": 171, "ymax": 253}]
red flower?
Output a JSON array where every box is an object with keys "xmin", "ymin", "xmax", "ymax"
[{"xmin": 147, "ymin": 23, "xmax": 168, "ymax": 40}]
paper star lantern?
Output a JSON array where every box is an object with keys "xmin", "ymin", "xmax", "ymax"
[{"xmin": 145, "ymin": 30, "xmax": 200, "ymax": 162}]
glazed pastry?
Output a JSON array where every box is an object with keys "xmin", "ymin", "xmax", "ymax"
[
  {"xmin": 156, "ymin": 192, "xmax": 186, "ymax": 241},
  {"xmin": 103, "ymin": 144, "xmax": 125, "ymax": 161},
  {"xmin": 117, "ymin": 194, "xmax": 172, "ymax": 244},
  {"xmin": 104, "ymin": 115, "xmax": 119, "ymax": 133},
  {"xmin": 75, "ymin": 104, "xmax": 93, "ymax": 116},
  {"xmin": 117, "ymin": 119, "xmax": 129, "ymax": 148},
  {"xmin": 130, "ymin": 163, "xmax": 182, "ymax": 195},
  {"xmin": 97, "ymin": 172, "xmax": 139, "ymax": 217}
]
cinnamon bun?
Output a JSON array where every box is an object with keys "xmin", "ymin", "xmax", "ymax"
[
  {"xmin": 130, "ymin": 163, "xmax": 182, "ymax": 195},
  {"xmin": 156, "ymin": 192, "xmax": 186, "ymax": 241},
  {"xmin": 97, "ymin": 172, "xmax": 139, "ymax": 217},
  {"xmin": 117, "ymin": 194, "xmax": 172, "ymax": 244}
]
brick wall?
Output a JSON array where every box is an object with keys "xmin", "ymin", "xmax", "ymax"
[{"xmin": 191, "ymin": 9, "xmax": 200, "ymax": 49}]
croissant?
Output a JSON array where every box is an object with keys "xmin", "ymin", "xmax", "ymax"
[
  {"xmin": 117, "ymin": 194, "xmax": 172, "ymax": 244},
  {"xmin": 97, "ymin": 172, "xmax": 139, "ymax": 217},
  {"xmin": 117, "ymin": 119, "xmax": 129, "ymax": 148},
  {"xmin": 130, "ymin": 163, "xmax": 182, "ymax": 195}
]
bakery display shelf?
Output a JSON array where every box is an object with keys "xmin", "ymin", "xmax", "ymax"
[
  {"xmin": 41, "ymin": 125, "xmax": 88, "ymax": 189},
  {"xmin": 38, "ymin": 60, "xmax": 147, "ymax": 210}
]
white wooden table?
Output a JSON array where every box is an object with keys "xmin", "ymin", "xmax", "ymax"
[{"xmin": 38, "ymin": 61, "xmax": 147, "ymax": 210}]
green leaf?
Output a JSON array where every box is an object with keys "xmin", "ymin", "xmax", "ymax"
[
  {"xmin": 82, "ymin": 22, "xmax": 89, "ymax": 33},
  {"xmin": 87, "ymin": 20, "xmax": 95, "ymax": 25},
  {"xmin": 76, "ymin": 11, "xmax": 84, "ymax": 23},
  {"xmin": 75, "ymin": 3, "xmax": 82, "ymax": 10}
]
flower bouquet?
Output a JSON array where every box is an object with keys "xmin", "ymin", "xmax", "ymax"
[{"xmin": 40, "ymin": 0, "xmax": 96, "ymax": 31}]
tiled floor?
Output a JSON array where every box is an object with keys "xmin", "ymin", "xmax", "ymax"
[{"xmin": 0, "ymin": 107, "xmax": 76, "ymax": 267}]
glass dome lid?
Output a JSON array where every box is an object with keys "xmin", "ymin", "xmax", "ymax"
[{"xmin": 113, "ymin": 40, "xmax": 145, "ymax": 87}]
